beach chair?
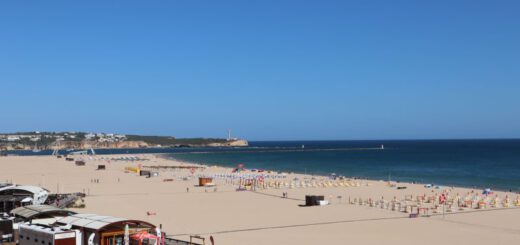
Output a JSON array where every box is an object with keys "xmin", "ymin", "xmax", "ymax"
[
  {"xmin": 490, "ymin": 198, "xmax": 498, "ymax": 208},
  {"xmin": 464, "ymin": 200, "xmax": 472, "ymax": 208},
  {"xmin": 396, "ymin": 202, "xmax": 403, "ymax": 212},
  {"xmin": 503, "ymin": 198, "xmax": 511, "ymax": 208},
  {"xmin": 514, "ymin": 197, "xmax": 520, "ymax": 207},
  {"xmin": 478, "ymin": 201, "xmax": 487, "ymax": 209}
]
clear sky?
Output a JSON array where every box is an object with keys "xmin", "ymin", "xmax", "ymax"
[{"xmin": 1, "ymin": 1, "xmax": 519, "ymax": 140}]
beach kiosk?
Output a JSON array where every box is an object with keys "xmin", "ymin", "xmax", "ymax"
[
  {"xmin": 55, "ymin": 213, "xmax": 160, "ymax": 245},
  {"xmin": 198, "ymin": 177, "xmax": 214, "ymax": 187},
  {"xmin": 139, "ymin": 170, "xmax": 151, "ymax": 177},
  {"xmin": 18, "ymin": 223, "xmax": 77, "ymax": 245},
  {"xmin": 305, "ymin": 195, "xmax": 325, "ymax": 206}
]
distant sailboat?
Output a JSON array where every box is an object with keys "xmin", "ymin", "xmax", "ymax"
[
  {"xmin": 301, "ymin": 144, "xmax": 305, "ymax": 149},
  {"xmin": 381, "ymin": 144, "xmax": 384, "ymax": 150}
]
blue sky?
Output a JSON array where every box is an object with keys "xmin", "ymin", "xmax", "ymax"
[{"xmin": 1, "ymin": 1, "xmax": 519, "ymax": 140}]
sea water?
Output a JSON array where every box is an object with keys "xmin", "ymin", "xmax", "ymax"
[{"xmin": 165, "ymin": 139, "xmax": 520, "ymax": 192}]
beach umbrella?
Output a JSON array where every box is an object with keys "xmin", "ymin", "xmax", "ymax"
[{"xmin": 88, "ymin": 234, "xmax": 95, "ymax": 245}]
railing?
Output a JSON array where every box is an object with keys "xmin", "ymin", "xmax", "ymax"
[
  {"xmin": 164, "ymin": 237, "xmax": 204, "ymax": 245},
  {"xmin": 45, "ymin": 192, "xmax": 85, "ymax": 208}
]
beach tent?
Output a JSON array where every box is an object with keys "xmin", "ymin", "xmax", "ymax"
[{"xmin": 482, "ymin": 188, "xmax": 493, "ymax": 195}]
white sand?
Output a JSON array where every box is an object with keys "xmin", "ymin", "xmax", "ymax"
[{"xmin": 1, "ymin": 155, "xmax": 519, "ymax": 245}]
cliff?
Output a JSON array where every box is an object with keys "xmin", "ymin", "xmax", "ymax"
[
  {"xmin": 0, "ymin": 132, "xmax": 248, "ymax": 151},
  {"xmin": 207, "ymin": 139, "xmax": 249, "ymax": 147},
  {"xmin": 0, "ymin": 139, "xmax": 248, "ymax": 151}
]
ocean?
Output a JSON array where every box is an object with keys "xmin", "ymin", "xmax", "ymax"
[
  {"xmin": 8, "ymin": 139, "xmax": 520, "ymax": 191},
  {"xmin": 165, "ymin": 140, "xmax": 520, "ymax": 192}
]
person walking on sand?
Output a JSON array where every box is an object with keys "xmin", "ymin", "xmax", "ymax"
[{"xmin": 186, "ymin": 187, "xmax": 189, "ymax": 193}]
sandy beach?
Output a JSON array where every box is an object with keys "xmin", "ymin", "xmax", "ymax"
[{"xmin": 1, "ymin": 154, "xmax": 519, "ymax": 245}]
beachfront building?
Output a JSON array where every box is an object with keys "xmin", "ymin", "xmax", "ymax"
[
  {"xmin": 55, "ymin": 213, "xmax": 159, "ymax": 245},
  {"xmin": 10, "ymin": 205, "xmax": 76, "ymax": 225},
  {"xmin": 8, "ymin": 206, "xmax": 168, "ymax": 245},
  {"xmin": 0, "ymin": 185, "xmax": 49, "ymax": 214},
  {"xmin": 18, "ymin": 223, "xmax": 78, "ymax": 245}
]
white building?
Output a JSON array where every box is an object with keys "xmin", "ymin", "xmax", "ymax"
[
  {"xmin": 85, "ymin": 133, "xmax": 96, "ymax": 140},
  {"xmin": 7, "ymin": 136, "xmax": 20, "ymax": 142}
]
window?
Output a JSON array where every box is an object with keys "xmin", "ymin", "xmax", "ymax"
[{"xmin": 115, "ymin": 237, "xmax": 123, "ymax": 245}]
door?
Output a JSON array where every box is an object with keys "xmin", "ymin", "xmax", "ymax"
[{"xmin": 104, "ymin": 236, "xmax": 114, "ymax": 245}]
